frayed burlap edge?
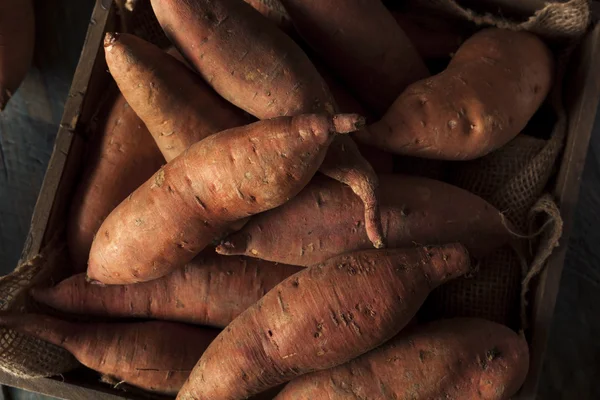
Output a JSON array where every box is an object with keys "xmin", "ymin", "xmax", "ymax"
[{"xmin": 0, "ymin": 239, "xmax": 79, "ymax": 378}]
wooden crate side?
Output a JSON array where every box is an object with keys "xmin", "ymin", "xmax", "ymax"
[
  {"xmin": 18, "ymin": 0, "xmax": 113, "ymax": 263},
  {"xmin": 517, "ymin": 23, "xmax": 600, "ymax": 399}
]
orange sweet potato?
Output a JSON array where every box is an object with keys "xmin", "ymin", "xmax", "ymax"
[
  {"xmin": 68, "ymin": 92, "xmax": 164, "ymax": 271},
  {"xmin": 357, "ymin": 28, "xmax": 554, "ymax": 160},
  {"xmin": 32, "ymin": 253, "xmax": 301, "ymax": 328},
  {"xmin": 87, "ymin": 113, "xmax": 363, "ymax": 284},
  {"xmin": 279, "ymin": 0, "xmax": 429, "ymax": 115},
  {"xmin": 151, "ymin": 0, "xmax": 384, "ymax": 249},
  {"xmin": 177, "ymin": 244, "xmax": 471, "ymax": 400},
  {"xmin": 0, "ymin": 0, "xmax": 34, "ymax": 110},
  {"xmin": 275, "ymin": 318, "xmax": 529, "ymax": 400},
  {"xmin": 218, "ymin": 174, "xmax": 510, "ymax": 265},
  {"xmin": 104, "ymin": 32, "xmax": 251, "ymax": 161},
  {"xmin": 0, "ymin": 314, "xmax": 218, "ymax": 396}
]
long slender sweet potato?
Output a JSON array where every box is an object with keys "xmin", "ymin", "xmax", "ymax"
[
  {"xmin": 279, "ymin": 0, "xmax": 428, "ymax": 115},
  {"xmin": 150, "ymin": 0, "xmax": 384, "ymax": 249},
  {"xmin": 357, "ymin": 28, "xmax": 554, "ymax": 160},
  {"xmin": 275, "ymin": 318, "xmax": 529, "ymax": 400},
  {"xmin": 104, "ymin": 32, "xmax": 251, "ymax": 161},
  {"xmin": 176, "ymin": 244, "xmax": 471, "ymax": 400},
  {"xmin": 218, "ymin": 174, "xmax": 510, "ymax": 266},
  {"xmin": 0, "ymin": 0, "xmax": 34, "ymax": 110},
  {"xmin": 33, "ymin": 253, "xmax": 301, "ymax": 328},
  {"xmin": 87, "ymin": 113, "xmax": 363, "ymax": 285},
  {"xmin": 0, "ymin": 314, "xmax": 218, "ymax": 396},
  {"xmin": 68, "ymin": 92, "xmax": 164, "ymax": 271}
]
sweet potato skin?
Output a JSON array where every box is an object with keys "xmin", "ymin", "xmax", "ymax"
[
  {"xmin": 275, "ymin": 318, "xmax": 529, "ymax": 400},
  {"xmin": 32, "ymin": 253, "xmax": 301, "ymax": 328},
  {"xmin": 177, "ymin": 244, "xmax": 471, "ymax": 400},
  {"xmin": 87, "ymin": 113, "xmax": 360, "ymax": 284},
  {"xmin": 104, "ymin": 32, "xmax": 250, "ymax": 161},
  {"xmin": 359, "ymin": 28, "xmax": 554, "ymax": 160},
  {"xmin": 0, "ymin": 314, "xmax": 218, "ymax": 396},
  {"xmin": 67, "ymin": 92, "xmax": 164, "ymax": 271},
  {"xmin": 0, "ymin": 0, "xmax": 35, "ymax": 110},
  {"xmin": 218, "ymin": 174, "xmax": 510, "ymax": 265},
  {"xmin": 279, "ymin": 0, "xmax": 429, "ymax": 115},
  {"xmin": 151, "ymin": 0, "xmax": 384, "ymax": 249}
]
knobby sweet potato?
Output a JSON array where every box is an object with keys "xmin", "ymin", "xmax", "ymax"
[
  {"xmin": 279, "ymin": 0, "xmax": 429, "ymax": 115},
  {"xmin": 275, "ymin": 318, "xmax": 529, "ymax": 400},
  {"xmin": 104, "ymin": 32, "xmax": 250, "ymax": 161},
  {"xmin": 357, "ymin": 28, "xmax": 554, "ymax": 160},
  {"xmin": 87, "ymin": 113, "xmax": 363, "ymax": 284},
  {"xmin": 68, "ymin": 92, "xmax": 164, "ymax": 271},
  {"xmin": 0, "ymin": 314, "xmax": 218, "ymax": 396},
  {"xmin": 0, "ymin": 0, "xmax": 34, "ymax": 110},
  {"xmin": 32, "ymin": 253, "xmax": 301, "ymax": 328},
  {"xmin": 177, "ymin": 244, "xmax": 471, "ymax": 400},
  {"xmin": 218, "ymin": 174, "xmax": 510, "ymax": 266},
  {"xmin": 150, "ymin": 0, "xmax": 384, "ymax": 249}
]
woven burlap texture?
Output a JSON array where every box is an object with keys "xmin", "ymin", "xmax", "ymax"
[
  {"xmin": 0, "ymin": 0, "xmax": 590, "ymax": 381},
  {"xmin": 421, "ymin": 0, "xmax": 588, "ymax": 328},
  {"xmin": 0, "ymin": 242, "xmax": 79, "ymax": 378}
]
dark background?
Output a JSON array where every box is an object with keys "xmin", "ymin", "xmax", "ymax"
[{"xmin": 0, "ymin": 0, "xmax": 598, "ymax": 398}]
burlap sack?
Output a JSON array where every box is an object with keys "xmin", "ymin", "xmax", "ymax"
[
  {"xmin": 418, "ymin": 0, "xmax": 588, "ymax": 329},
  {"xmin": 0, "ymin": 0, "xmax": 589, "ymax": 381}
]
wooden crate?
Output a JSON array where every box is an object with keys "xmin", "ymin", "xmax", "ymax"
[{"xmin": 2, "ymin": 0, "xmax": 600, "ymax": 399}]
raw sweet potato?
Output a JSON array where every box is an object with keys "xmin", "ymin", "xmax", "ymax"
[
  {"xmin": 218, "ymin": 174, "xmax": 510, "ymax": 266},
  {"xmin": 357, "ymin": 28, "xmax": 554, "ymax": 160},
  {"xmin": 0, "ymin": 0, "xmax": 34, "ymax": 110},
  {"xmin": 0, "ymin": 314, "xmax": 218, "ymax": 396},
  {"xmin": 275, "ymin": 318, "xmax": 529, "ymax": 400},
  {"xmin": 151, "ymin": 0, "xmax": 384, "ymax": 249},
  {"xmin": 176, "ymin": 244, "xmax": 471, "ymax": 400},
  {"xmin": 68, "ymin": 92, "xmax": 164, "ymax": 271},
  {"xmin": 279, "ymin": 0, "xmax": 429, "ymax": 115},
  {"xmin": 104, "ymin": 32, "xmax": 250, "ymax": 161},
  {"xmin": 32, "ymin": 253, "xmax": 301, "ymax": 328},
  {"xmin": 87, "ymin": 113, "xmax": 363, "ymax": 284}
]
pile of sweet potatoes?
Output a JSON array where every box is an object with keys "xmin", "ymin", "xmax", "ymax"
[{"xmin": 3, "ymin": 0, "xmax": 559, "ymax": 398}]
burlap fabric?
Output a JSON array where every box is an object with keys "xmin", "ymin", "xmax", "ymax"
[
  {"xmin": 419, "ymin": 0, "xmax": 589, "ymax": 329},
  {"xmin": 0, "ymin": 0, "xmax": 590, "ymax": 380}
]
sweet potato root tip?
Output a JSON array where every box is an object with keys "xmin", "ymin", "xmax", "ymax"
[
  {"xmin": 104, "ymin": 32, "xmax": 119, "ymax": 48},
  {"xmin": 332, "ymin": 114, "xmax": 366, "ymax": 133}
]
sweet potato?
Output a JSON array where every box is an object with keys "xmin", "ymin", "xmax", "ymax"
[
  {"xmin": 0, "ymin": 0, "xmax": 34, "ymax": 110},
  {"xmin": 0, "ymin": 314, "xmax": 218, "ymax": 396},
  {"xmin": 32, "ymin": 253, "xmax": 301, "ymax": 328},
  {"xmin": 218, "ymin": 174, "xmax": 510, "ymax": 266},
  {"xmin": 68, "ymin": 92, "xmax": 164, "ymax": 271},
  {"xmin": 104, "ymin": 32, "xmax": 250, "ymax": 161},
  {"xmin": 279, "ymin": 0, "xmax": 428, "ymax": 115},
  {"xmin": 87, "ymin": 113, "xmax": 363, "ymax": 285},
  {"xmin": 176, "ymin": 244, "xmax": 471, "ymax": 400},
  {"xmin": 357, "ymin": 28, "xmax": 554, "ymax": 160},
  {"xmin": 275, "ymin": 318, "xmax": 529, "ymax": 400},
  {"xmin": 151, "ymin": 0, "xmax": 384, "ymax": 249}
]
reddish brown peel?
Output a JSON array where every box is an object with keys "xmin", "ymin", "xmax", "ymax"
[
  {"xmin": 150, "ymin": 0, "xmax": 384, "ymax": 249},
  {"xmin": 275, "ymin": 318, "xmax": 529, "ymax": 400},
  {"xmin": 104, "ymin": 32, "xmax": 251, "ymax": 161},
  {"xmin": 217, "ymin": 175, "xmax": 511, "ymax": 265},
  {"xmin": 177, "ymin": 244, "xmax": 471, "ymax": 400},
  {"xmin": 0, "ymin": 314, "xmax": 218, "ymax": 396},
  {"xmin": 87, "ymin": 113, "xmax": 360, "ymax": 284},
  {"xmin": 33, "ymin": 253, "xmax": 301, "ymax": 328}
]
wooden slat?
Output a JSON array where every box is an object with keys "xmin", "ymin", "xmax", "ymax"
[
  {"xmin": 0, "ymin": 371, "xmax": 133, "ymax": 400},
  {"xmin": 517, "ymin": 23, "xmax": 600, "ymax": 399},
  {"xmin": 18, "ymin": 0, "xmax": 112, "ymax": 262}
]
